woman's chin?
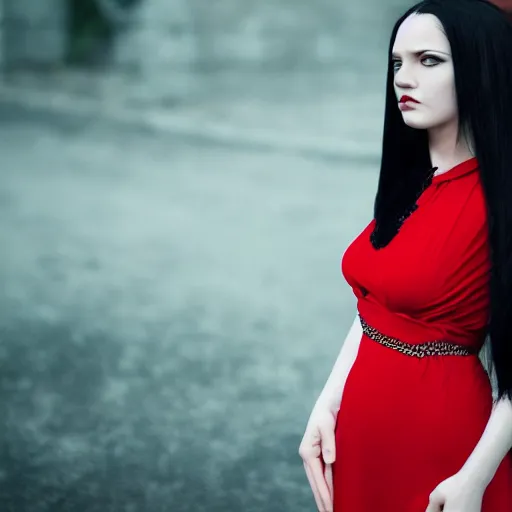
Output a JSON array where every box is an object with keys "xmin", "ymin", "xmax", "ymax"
[{"xmin": 401, "ymin": 115, "xmax": 430, "ymax": 130}]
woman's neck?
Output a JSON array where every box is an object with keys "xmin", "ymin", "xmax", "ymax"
[{"xmin": 428, "ymin": 121, "xmax": 474, "ymax": 175}]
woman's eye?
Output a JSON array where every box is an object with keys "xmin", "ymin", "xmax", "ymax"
[
  {"xmin": 391, "ymin": 56, "xmax": 442, "ymax": 71},
  {"xmin": 422, "ymin": 56, "xmax": 442, "ymax": 66}
]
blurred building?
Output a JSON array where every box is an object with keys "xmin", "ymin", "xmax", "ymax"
[
  {"xmin": 1, "ymin": 0, "xmax": 510, "ymax": 70},
  {"xmin": 0, "ymin": 0, "xmax": 409, "ymax": 101},
  {"xmin": 0, "ymin": 0, "xmax": 508, "ymax": 104},
  {"xmin": 1, "ymin": 0, "xmax": 68, "ymax": 68}
]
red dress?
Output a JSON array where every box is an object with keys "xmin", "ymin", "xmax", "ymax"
[{"xmin": 333, "ymin": 157, "xmax": 512, "ymax": 511}]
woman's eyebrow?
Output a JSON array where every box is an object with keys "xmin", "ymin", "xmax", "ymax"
[{"xmin": 391, "ymin": 49, "xmax": 451, "ymax": 58}]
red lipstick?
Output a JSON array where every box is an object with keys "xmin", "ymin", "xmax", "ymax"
[{"xmin": 399, "ymin": 95, "xmax": 420, "ymax": 104}]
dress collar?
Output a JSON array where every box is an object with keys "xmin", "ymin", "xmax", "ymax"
[{"xmin": 431, "ymin": 157, "xmax": 479, "ymax": 184}]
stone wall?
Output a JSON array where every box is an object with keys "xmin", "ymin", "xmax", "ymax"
[
  {"xmin": 0, "ymin": 0, "xmax": 3, "ymax": 69},
  {"xmin": 114, "ymin": 0, "xmax": 411, "ymax": 72},
  {"xmin": 0, "ymin": 0, "xmax": 413, "ymax": 104},
  {"xmin": 2, "ymin": 0, "xmax": 68, "ymax": 68},
  {"xmin": 109, "ymin": 0, "xmax": 412, "ymax": 102}
]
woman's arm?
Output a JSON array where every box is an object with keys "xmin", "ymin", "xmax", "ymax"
[
  {"xmin": 461, "ymin": 396, "xmax": 512, "ymax": 487},
  {"xmin": 314, "ymin": 314, "xmax": 363, "ymax": 413},
  {"xmin": 426, "ymin": 396, "xmax": 512, "ymax": 510}
]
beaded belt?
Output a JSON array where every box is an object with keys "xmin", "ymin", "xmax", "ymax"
[{"xmin": 359, "ymin": 315, "xmax": 476, "ymax": 358}]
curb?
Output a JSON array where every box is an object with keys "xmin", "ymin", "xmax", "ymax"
[{"xmin": 0, "ymin": 85, "xmax": 382, "ymax": 163}]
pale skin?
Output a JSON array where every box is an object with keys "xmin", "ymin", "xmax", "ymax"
[{"xmin": 300, "ymin": 12, "xmax": 512, "ymax": 512}]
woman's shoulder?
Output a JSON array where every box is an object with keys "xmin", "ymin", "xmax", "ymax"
[
  {"xmin": 436, "ymin": 166, "xmax": 486, "ymax": 219},
  {"xmin": 461, "ymin": 171, "xmax": 487, "ymax": 222},
  {"xmin": 444, "ymin": 171, "xmax": 488, "ymax": 244}
]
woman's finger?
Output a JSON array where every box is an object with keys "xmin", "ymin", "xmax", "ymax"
[
  {"xmin": 304, "ymin": 461, "xmax": 324, "ymax": 511},
  {"xmin": 324, "ymin": 462, "xmax": 334, "ymax": 503},
  {"xmin": 309, "ymin": 457, "xmax": 333, "ymax": 511}
]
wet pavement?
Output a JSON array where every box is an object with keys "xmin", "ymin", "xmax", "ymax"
[{"xmin": 0, "ymin": 106, "xmax": 379, "ymax": 511}]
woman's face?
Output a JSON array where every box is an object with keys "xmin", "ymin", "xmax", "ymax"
[{"xmin": 392, "ymin": 13, "xmax": 458, "ymax": 131}]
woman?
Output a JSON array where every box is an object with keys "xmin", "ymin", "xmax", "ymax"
[{"xmin": 299, "ymin": 1, "xmax": 512, "ymax": 511}]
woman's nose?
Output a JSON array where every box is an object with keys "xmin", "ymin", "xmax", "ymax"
[{"xmin": 394, "ymin": 66, "xmax": 417, "ymax": 89}]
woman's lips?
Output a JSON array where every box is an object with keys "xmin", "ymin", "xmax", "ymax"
[
  {"xmin": 399, "ymin": 95, "xmax": 420, "ymax": 111},
  {"xmin": 399, "ymin": 95, "xmax": 420, "ymax": 104}
]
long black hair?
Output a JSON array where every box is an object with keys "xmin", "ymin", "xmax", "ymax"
[{"xmin": 372, "ymin": 0, "xmax": 512, "ymax": 400}]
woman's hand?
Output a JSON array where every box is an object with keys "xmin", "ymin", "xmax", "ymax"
[
  {"xmin": 425, "ymin": 471, "xmax": 486, "ymax": 512},
  {"xmin": 298, "ymin": 404, "xmax": 337, "ymax": 512}
]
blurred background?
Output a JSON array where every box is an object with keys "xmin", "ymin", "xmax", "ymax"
[{"xmin": 2, "ymin": 0, "xmax": 507, "ymax": 511}]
